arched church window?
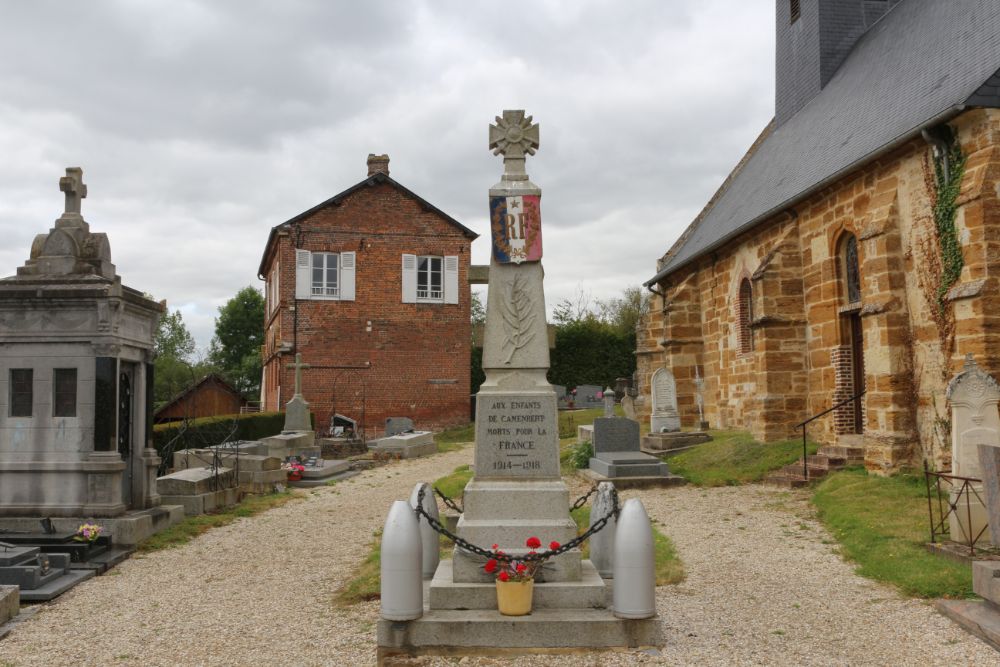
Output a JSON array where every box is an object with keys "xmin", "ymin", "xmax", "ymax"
[
  {"xmin": 738, "ymin": 278, "xmax": 753, "ymax": 354},
  {"xmin": 841, "ymin": 234, "xmax": 861, "ymax": 304}
]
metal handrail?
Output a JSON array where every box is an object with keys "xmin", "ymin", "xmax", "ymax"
[{"xmin": 795, "ymin": 389, "xmax": 867, "ymax": 481}]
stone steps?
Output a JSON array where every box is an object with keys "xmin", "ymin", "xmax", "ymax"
[
  {"xmin": 377, "ymin": 608, "xmax": 661, "ymax": 656},
  {"xmin": 764, "ymin": 445, "xmax": 862, "ymax": 488},
  {"xmin": 429, "ymin": 560, "xmax": 608, "ymax": 610}
]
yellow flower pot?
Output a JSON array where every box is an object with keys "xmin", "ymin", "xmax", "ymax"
[{"xmin": 496, "ymin": 579, "xmax": 534, "ymax": 616}]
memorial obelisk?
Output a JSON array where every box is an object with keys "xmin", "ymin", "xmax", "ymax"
[{"xmin": 452, "ymin": 110, "xmax": 581, "ymax": 583}]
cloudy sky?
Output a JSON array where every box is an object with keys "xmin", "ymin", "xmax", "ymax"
[{"xmin": 0, "ymin": 0, "xmax": 774, "ymax": 350}]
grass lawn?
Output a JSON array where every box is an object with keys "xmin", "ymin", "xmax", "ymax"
[
  {"xmin": 668, "ymin": 430, "xmax": 818, "ymax": 486},
  {"xmin": 813, "ymin": 468, "xmax": 974, "ymax": 599},
  {"xmin": 137, "ymin": 490, "xmax": 302, "ymax": 553},
  {"xmin": 435, "ymin": 422, "xmax": 475, "ymax": 452}
]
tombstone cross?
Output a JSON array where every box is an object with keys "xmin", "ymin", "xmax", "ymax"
[
  {"xmin": 286, "ymin": 353, "xmax": 311, "ymax": 397},
  {"xmin": 59, "ymin": 167, "xmax": 87, "ymax": 216}
]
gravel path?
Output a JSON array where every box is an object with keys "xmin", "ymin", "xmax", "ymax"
[{"xmin": 0, "ymin": 448, "xmax": 995, "ymax": 666}]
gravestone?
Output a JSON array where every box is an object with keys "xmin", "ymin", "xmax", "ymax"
[
  {"xmin": 0, "ymin": 167, "xmax": 164, "ymax": 519},
  {"xmin": 552, "ymin": 384, "xmax": 568, "ymax": 408},
  {"xmin": 650, "ymin": 367, "xmax": 681, "ymax": 433},
  {"xmin": 621, "ymin": 394, "xmax": 637, "ymax": 420},
  {"xmin": 283, "ymin": 353, "xmax": 313, "ymax": 432},
  {"xmin": 945, "ymin": 354, "xmax": 1000, "ymax": 545},
  {"xmin": 385, "ymin": 417, "xmax": 414, "ymax": 436},
  {"xmin": 588, "ymin": 414, "xmax": 674, "ymax": 481},
  {"xmin": 979, "ymin": 443, "xmax": 1000, "ymax": 546},
  {"xmin": 575, "ymin": 384, "xmax": 603, "ymax": 407}
]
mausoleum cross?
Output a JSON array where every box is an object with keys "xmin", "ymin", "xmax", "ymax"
[
  {"xmin": 286, "ymin": 353, "xmax": 311, "ymax": 396},
  {"xmin": 59, "ymin": 167, "xmax": 87, "ymax": 216}
]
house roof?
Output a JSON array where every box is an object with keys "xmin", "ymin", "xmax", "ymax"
[
  {"xmin": 258, "ymin": 172, "xmax": 478, "ymax": 277},
  {"xmin": 646, "ymin": 0, "xmax": 1000, "ymax": 286},
  {"xmin": 154, "ymin": 373, "xmax": 244, "ymax": 417}
]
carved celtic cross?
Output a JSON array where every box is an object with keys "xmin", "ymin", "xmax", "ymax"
[{"xmin": 286, "ymin": 353, "xmax": 311, "ymax": 396}]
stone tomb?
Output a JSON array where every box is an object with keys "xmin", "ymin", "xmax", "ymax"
[
  {"xmin": 0, "ymin": 167, "xmax": 183, "ymax": 547},
  {"xmin": 585, "ymin": 417, "xmax": 683, "ymax": 488},
  {"xmin": 369, "ymin": 430, "xmax": 436, "ymax": 459},
  {"xmin": 0, "ymin": 584, "xmax": 16, "ymax": 631},
  {"xmin": 385, "ymin": 416, "xmax": 414, "ymax": 436},
  {"xmin": 0, "ymin": 541, "xmax": 94, "ymax": 602},
  {"xmin": 650, "ymin": 367, "xmax": 681, "ymax": 433},
  {"xmin": 944, "ymin": 355, "xmax": 1000, "ymax": 545},
  {"xmin": 156, "ymin": 466, "xmax": 239, "ymax": 516},
  {"xmin": 172, "ymin": 447, "xmax": 287, "ymax": 494}
]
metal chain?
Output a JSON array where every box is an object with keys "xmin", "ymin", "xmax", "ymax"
[
  {"xmin": 433, "ymin": 486, "xmax": 464, "ymax": 514},
  {"xmin": 570, "ymin": 484, "xmax": 598, "ymax": 512},
  {"xmin": 415, "ymin": 485, "xmax": 619, "ymax": 564}
]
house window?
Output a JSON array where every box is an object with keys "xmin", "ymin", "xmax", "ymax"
[
  {"xmin": 790, "ymin": 0, "xmax": 800, "ymax": 23},
  {"xmin": 738, "ymin": 278, "xmax": 754, "ymax": 354},
  {"xmin": 841, "ymin": 234, "xmax": 862, "ymax": 305},
  {"xmin": 53, "ymin": 368, "xmax": 77, "ymax": 417},
  {"xmin": 9, "ymin": 368, "xmax": 32, "ymax": 417},
  {"xmin": 417, "ymin": 256, "xmax": 443, "ymax": 301},
  {"xmin": 311, "ymin": 252, "xmax": 339, "ymax": 297}
]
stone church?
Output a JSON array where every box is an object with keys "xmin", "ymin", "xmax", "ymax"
[
  {"xmin": 637, "ymin": 0, "xmax": 1000, "ymax": 473},
  {"xmin": 257, "ymin": 155, "xmax": 479, "ymax": 437}
]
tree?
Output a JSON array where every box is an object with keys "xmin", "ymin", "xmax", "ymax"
[
  {"xmin": 471, "ymin": 291, "xmax": 486, "ymax": 393},
  {"xmin": 153, "ymin": 309, "xmax": 200, "ymax": 406},
  {"xmin": 209, "ymin": 286, "xmax": 265, "ymax": 397},
  {"xmin": 548, "ymin": 285, "xmax": 646, "ymax": 390}
]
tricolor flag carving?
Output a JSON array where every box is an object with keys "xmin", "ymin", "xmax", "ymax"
[{"xmin": 490, "ymin": 195, "xmax": 543, "ymax": 264}]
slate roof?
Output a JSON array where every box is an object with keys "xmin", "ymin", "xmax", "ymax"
[
  {"xmin": 258, "ymin": 171, "xmax": 477, "ymax": 277},
  {"xmin": 647, "ymin": 0, "xmax": 1000, "ymax": 285}
]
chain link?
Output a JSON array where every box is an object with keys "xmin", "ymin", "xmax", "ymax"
[
  {"xmin": 570, "ymin": 484, "xmax": 598, "ymax": 512},
  {"xmin": 415, "ymin": 485, "xmax": 619, "ymax": 564},
  {"xmin": 433, "ymin": 486, "xmax": 464, "ymax": 514}
]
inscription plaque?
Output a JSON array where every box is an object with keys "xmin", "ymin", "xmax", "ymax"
[{"xmin": 475, "ymin": 392, "xmax": 558, "ymax": 478}]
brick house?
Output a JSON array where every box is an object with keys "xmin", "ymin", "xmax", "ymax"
[
  {"xmin": 638, "ymin": 0, "xmax": 1000, "ymax": 473},
  {"xmin": 257, "ymin": 155, "xmax": 478, "ymax": 437}
]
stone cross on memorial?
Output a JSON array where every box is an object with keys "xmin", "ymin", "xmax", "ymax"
[
  {"xmin": 452, "ymin": 109, "xmax": 581, "ymax": 584},
  {"xmin": 59, "ymin": 167, "xmax": 87, "ymax": 217}
]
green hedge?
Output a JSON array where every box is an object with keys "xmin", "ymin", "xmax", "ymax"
[{"xmin": 152, "ymin": 411, "xmax": 311, "ymax": 460}]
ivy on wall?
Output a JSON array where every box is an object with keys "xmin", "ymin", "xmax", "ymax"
[{"xmin": 930, "ymin": 128, "xmax": 967, "ymax": 311}]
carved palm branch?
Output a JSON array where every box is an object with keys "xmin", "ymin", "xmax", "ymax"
[{"xmin": 501, "ymin": 274, "xmax": 536, "ymax": 364}]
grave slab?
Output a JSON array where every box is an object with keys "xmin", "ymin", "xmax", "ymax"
[
  {"xmin": 0, "ymin": 585, "xmax": 17, "ymax": 626},
  {"xmin": 370, "ymin": 432, "xmax": 436, "ymax": 459},
  {"xmin": 156, "ymin": 467, "xmax": 236, "ymax": 496},
  {"xmin": 159, "ymin": 487, "xmax": 239, "ymax": 516}
]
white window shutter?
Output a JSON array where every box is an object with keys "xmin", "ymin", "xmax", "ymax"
[
  {"xmin": 444, "ymin": 255, "xmax": 459, "ymax": 304},
  {"xmin": 295, "ymin": 250, "xmax": 311, "ymax": 299},
  {"xmin": 340, "ymin": 251, "xmax": 356, "ymax": 301},
  {"xmin": 402, "ymin": 254, "xmax": 417, "ymax": 303}
]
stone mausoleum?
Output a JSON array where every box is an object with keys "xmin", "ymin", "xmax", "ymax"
[
  {"xmin": 0, "ymin": 168, "xmax": 163, "ymax": 516},
  {"xmin": 638, "ymin": 0, "xmax": 1000, "ymax": 473}
]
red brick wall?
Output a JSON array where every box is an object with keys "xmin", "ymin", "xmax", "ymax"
[{"xmin": 260, "ymin": 180, "xmax": 473, "ymax": 436}]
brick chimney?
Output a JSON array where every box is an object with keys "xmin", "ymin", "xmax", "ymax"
[{"xmin": 367, "ymin": 153, "xmax": 390, "ymax": 177}]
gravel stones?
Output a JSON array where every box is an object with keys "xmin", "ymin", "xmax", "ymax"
[{"xmin": 0, "ymin": 450, "xmax": 993, "ymax": 666}]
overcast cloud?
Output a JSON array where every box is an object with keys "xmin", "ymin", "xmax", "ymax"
[{"xmin": 0, "ymin": 0, "xmax": 774, "ymax": 351}]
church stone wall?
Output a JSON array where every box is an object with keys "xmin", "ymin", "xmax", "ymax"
[{"xmin": 639, "ymin": 108, "xmax": 1000, "ymax": 473}]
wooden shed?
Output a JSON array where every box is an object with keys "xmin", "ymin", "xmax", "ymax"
[{"xmin": 154, "ymin": 374, "xmax": 246, "ymax": 424}]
